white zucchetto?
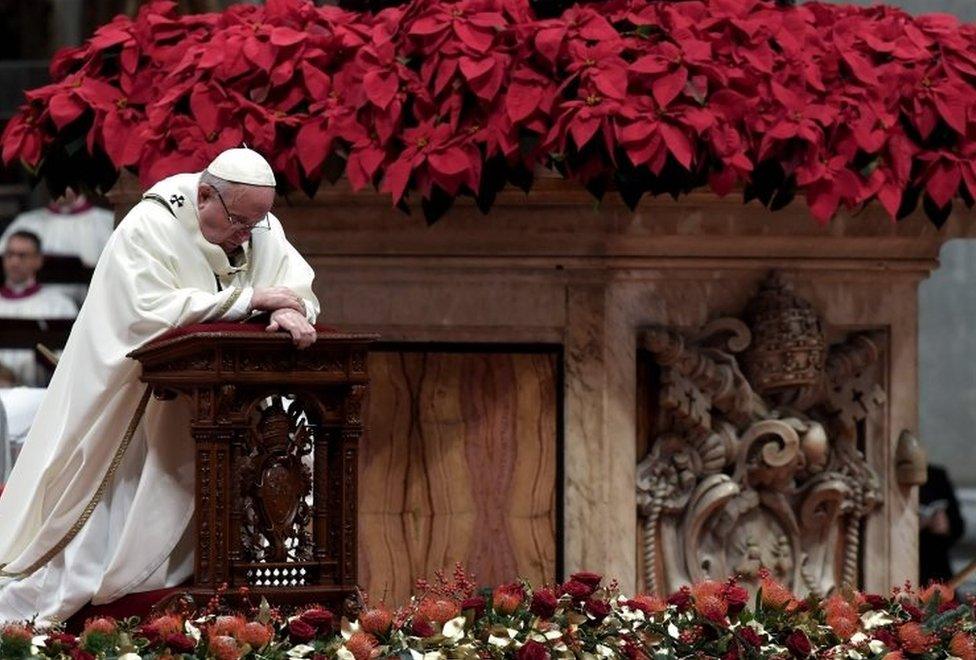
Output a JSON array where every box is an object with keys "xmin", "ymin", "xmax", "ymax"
[{"xmin": 205, "ymin": 148, "xmax": 276, "ymax": 187}]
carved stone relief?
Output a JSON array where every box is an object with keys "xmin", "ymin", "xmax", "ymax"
[{"xmin": 637, "ymin": 273, "xmax": 883, "ymax": 598}]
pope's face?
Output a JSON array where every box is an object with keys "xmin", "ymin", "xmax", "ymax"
[{"xmin": 197, "ymin": 183, "xmax": 275, "ymax": 253}]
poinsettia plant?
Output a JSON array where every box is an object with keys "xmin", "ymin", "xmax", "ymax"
[
  {"xmin": 2, "ymin": 567, "xmax": 975, "ymax": 659},
  {"xmin": 4, "ymin": 0, "xmax": 976, "ymax": 225}
]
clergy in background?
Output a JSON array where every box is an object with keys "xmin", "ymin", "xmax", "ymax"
[
  {"xmin": 0, "ymin": 148, "xmax": 320, "ymax": 623},
  {"xmin": 0, "ymin": 231, "xmax": 78, "ymax": 386}
]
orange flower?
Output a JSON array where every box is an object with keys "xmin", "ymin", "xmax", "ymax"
[
  {"xmin": 417, "ymin": 597, "xmax": 461, "ymax": 624},
  {"xmin": 691, "ymin": 580, "xmax": 728, "ymax": 622},
  {"xmin": 360, "ymin": 607, "xmax": 394, "ymax": 636},
  {"xmin": 210, "ymin": 615, "xmax": 247, "ymax": 640},
  {"xmin": 493, "ymin": 582, "xmax": 525, "ymax": 615},
  {"xmin": 208, "ymin": 634, "xmax": 241, "ymax": 660},
  {"xmin": 920, "ymin": 583, "xmax": 953, "ymax": 606},
  {"xmin": 83, "ymin": 617, "xmax": 118, "ymax": 636},
  {"xmin": 759, "ymin": 572, "xmax": 794, "ymax": 609},
  {"xmin": 240, "ymin": 622, "xmax": 273, "ymax": 649},
  {"xmin": 625, "ymin": 594, "xmax": 667, "ymax": 616},
  {"xmin": 346, "ymin": 631, "xmax": 378, "ymax": 660},
  {"xmin": 950, "ymin": 632, "xmax": 976, "ymax": 660},
  {"xmin": 824, "ymin": 593, "xmax": 859, "ymax": 639},
  {"xmin": 147, "ymin": 614, "xmax": 183, "ymax": 637},
  {"xmin": 898, "ymin": 622, "xmax": 937, "ymax": 655}
]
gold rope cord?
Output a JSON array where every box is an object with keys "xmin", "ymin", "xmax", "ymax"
[
  {"xmin": 214, "ymin": 287, "xmax": 242, "ymax": 320},
  {"xmin": 0, "ymin": 387, "xmax": 153, "ymax": 579}
]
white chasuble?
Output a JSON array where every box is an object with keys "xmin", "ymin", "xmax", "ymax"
[{"xmin": 0, "ymin": 173, "xmax": 319, "ymax": 623}]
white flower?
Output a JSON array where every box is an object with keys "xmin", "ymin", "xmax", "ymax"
[
  {"xmin": 30, "ymin": 635, "xmax": 47, "ymax": 647},
  {"xmin": 868, "ymin": 639, "xmax": 887, "ymax": 655},
  {"xmin": 333, "ymin": 647, "xmax": 355, "ymax": 660},
  {"xmin": 185, "ymin": 620, "xmax": 202, "ymax": 641},
  {"xmin": 442, "ymin": 616, "xmax": 466, "ymax": 642},
  {"xmin": 860, "ymin": 610, "xmax": 894, "ymax": 630},
  {"xmin": 118, "ymin": 654, "xmax": 142, "ymax": 660},
  {"xmin": 489, "ymin": 634, "xmax": 512, "ymax": 647},
  {"xmin": 850, "ymin": 632, "xmax": 868, "ymax": 645},
  {"xmin": 423, "ymin": 652, "xmax": 446, "ymax": 660},
  {"xmin": 667, "ymin": 622, "xmax": 680, "ymax": 639},
  {"xmin": 846, "ymin": 650, "xmax": 864, "ymax": 660},
  {"xmin": 596, "ymin": 644, "xmax": 615, "ymax": 657},
  {"xmin": 341, "ymin": 616, "xmax": 360, "ymax": 640}
]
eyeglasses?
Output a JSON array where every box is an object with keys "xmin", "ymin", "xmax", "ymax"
[{"xmin": 210, "ymin": 186, "xmax": 271, "ymax": 232}]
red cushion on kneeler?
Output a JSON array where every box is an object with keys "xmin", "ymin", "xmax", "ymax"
[
  {"xmin": 64, "ymin": 586, "xmax": 187, "ymax": 633},
  {"xmin": 153, "ymin": 320, "xmax": 338, "ymax": 344}
]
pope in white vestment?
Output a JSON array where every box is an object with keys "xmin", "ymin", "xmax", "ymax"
[{"xmin": 0, "ymin": 149, "xmax": 320, "ymax": 623}]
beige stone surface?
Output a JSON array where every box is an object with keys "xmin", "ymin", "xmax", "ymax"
[{"xmin": 111, "ymin": 175, "xmax": 976, "ymax": 593}]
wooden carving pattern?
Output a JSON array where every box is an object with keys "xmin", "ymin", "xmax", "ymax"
[
  {"xmin": 637, "ymin": 273, "xmax": 883, "ymax": 598},
  {"xmin": 130, "ymin": 331, "xmax": 375, "ymax": 608},
  {"xmin": 359, "ymin": 351, "xmax": 558, "ymax": 605},
  {"xmin": 239, "ymin": 397, "xmax": 314, "ymax": 566}
]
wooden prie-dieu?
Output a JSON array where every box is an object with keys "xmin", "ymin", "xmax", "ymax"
[{"xmin": 128, "ymin": 324, "xmax": 376, "ymax": 609}]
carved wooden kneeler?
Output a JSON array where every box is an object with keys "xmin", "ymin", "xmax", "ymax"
[{"xmin": 129, "ymin": 325, "xmax": 376, "ymax": 609}]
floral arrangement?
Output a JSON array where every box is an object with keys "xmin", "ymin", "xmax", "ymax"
[
  {"xmin": 3, "ymin": 0, "xmax": 976, "ymax": 225},
  {"xmin": 2, "ymin": 568, "xmax": 975, "ymax": 659}
]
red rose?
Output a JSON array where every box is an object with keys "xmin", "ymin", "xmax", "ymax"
[
  {"xmin": 70, "ymin": 651, "xmax": 96, "ymax": 660},
  {"xmin": 864, "ymin": 594, "xmax": 886, "ymax": 610},
  {"xmin": 518, "ymin": 640, "xmax": 550, "ymax": 660},
  {"xmin": 739, "ymin": 627, "xmax": 762, "ymax": 648},
  {"xmin": 725, "ymin": 585, "xmax": 749, "ymax": 617},
  {"xmin": 48, "ymin": 632, "xmax": 78, "ymax": 649},
  {"xmin": 300, "ymin": 608, "xmax": 334, "ymax": 632},
  {"xmin": 902, "ymin": 603, "xmax": 924, "ymax": 622},
  {"xmin": 562, "ymin": 580, "xmax": 593, "ymax": 601},
  {"xmin": 585, "ymin": 598, "xmax": 611, "ymax": 621},
  {"xmin": 570, "ymin": 572, "xmax": 602, "ymax": 589},
  {"xmin": 531, "ymin": 589, "xmax": 558, "ymax": 619},
  {"xmin": 164, "ymin": 633, "xmax": 197, "ymax": 654},
  {"xmin": 289, "ymin": 619, "xmax": 317, "ymax": 642},
  {"xmin": 873, "ymin": 629, "xmax": 898, "ymax": 647},
  {"xmin": 411, "ymin": 617, "xmax": 436, "ymax": 638},
  {"xmin": 667, "ymin": 587, "xmax": 692, "ymax": 612},
  {"xmin": 786, "ymin": 630, "xmax": 812, "ymax": 658},
  {"xmin": 460, "ymin": 596, "xmax": 486, "ymax": 618},
  {"xmin": 722, "ymin": 644, "xmax": 742, "ymax": 660}
]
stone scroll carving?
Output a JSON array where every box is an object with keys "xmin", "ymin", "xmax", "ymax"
[{"xmin": 637, "ymin": 273, "xmax": 884, "ymax": 598}]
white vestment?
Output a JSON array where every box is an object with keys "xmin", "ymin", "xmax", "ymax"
[
  {"xmin": 0, "ymin": 285, "xmax": 78, "ymax": 387},
  {"xmin": 0, "ymin": 172, "xmax": 319, "ymax": 623},
  {"xmin": 0, "ymin": 203, "xmax": 114, "ymax": 268}
]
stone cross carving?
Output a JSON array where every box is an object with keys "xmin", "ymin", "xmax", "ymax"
[{"xmin": 636, "ymin": 273, "xmax": 883, "ymax": 598}]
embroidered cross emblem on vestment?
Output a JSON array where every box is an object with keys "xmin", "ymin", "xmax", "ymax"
[{"xmin": 169, "ymin": 194, "xmax": 185, "ymax": 207}]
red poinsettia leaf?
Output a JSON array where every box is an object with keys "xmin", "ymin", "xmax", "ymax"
[
  {"xmin": 660, "ymin": 123, "xmax": 693, "ymax": 169},
  {"xmin": 271, "ymin": 60, "xmax": 296, "ymax": 87},
  {"xmin": 190, "ymin": 85, "xmax": 224, "ymax": 135},
  {"xmin": 926, "ymin": 161, "xmax": 961, "ymax": 208},
  {"xmin": 102, "ymin": 111, "xmax": 144, "ymax": 167},
  {"xmin": 709, "ymin": 167, "xmax": 738, "ymax": 196},
  {"xmin": 806, "ymin": 184, "xmax": 840, "ymax": 224},
  {"xmin": 569, "ymin": 113, "xmax": 601, "ymax": 150},
  {"xmin": 580, "ymin": 12, "xmax": 618, "ymax": 40},
  {"xmin": 428, "ymin": 147, "xmax": 470, "ymax": 178},
  {"xmin": 89, "ymin": 23, "xmax": 132, "ymax": 52},
  {"xmin": 296, "ymin": 120, "xmax": 332, "ymax": 175},
  {"xmin": 652, "ymin": 68, "xmax": 688, "ymax": 109},
  {"xmin": 593, "ymin": 65, "xmax": 628, "ymax": 100},
  {"xmin": 934, "ymin": 91, "xmax": 968, "ymax": 135},
  {"xmin": 301, "ymin": 62, "xmax": 331, "ymax": 99},
  {"xmin": 433, "ymin": 57, "xmax": 459, "ymax": 96},
  {"xmin": 410, "ymin": 17, "xmax": 448, "ymax": 36},
  {"xmin": 242, "ymin": 37, "xmax": 276, "ymax": 73},
  {"xmin": 49, "ymin": 92, "xmax": 87, "ymax": 130},
  {"xmin": 507, "ymin": 84, "xmax": 543, "ymax": 122},
  {"xmin": 120, "ymin": 44, "xmax": 140, "ymax": 75},
  {"xmin": 270, "ymin": 26, "xmax": 306, "ymax": 47},
  {"xmin": 534, "ymin": 26, "xmax": 566, "ymax": 65},
  {"xmin": 364, "ymin": 70, "xmax": 399, "ymax": 110},
  {"xmin": 630, "ymin": 55, "xmax": 669, "ymax": 75},
  {"xmin": 454, "ymin": 22, "xmax": 495, "ymax": 52},
  {"xmin": 459, "ymin": 55, "xmax": 495, "ymax": 82},
  {"xmin": 382, "ymin": 157, "xmax": 414, "ymax": 203},
  {"xmin": 878, "ymin": 182, "xmax": 903, "ymax": 219},
  {"xmin": 841, "ymin": 50, "xmax": 880, "ymax": 86},
  {"xmin": 468, "ymin": 12, "xmax": 506, "ymax": 28}
]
